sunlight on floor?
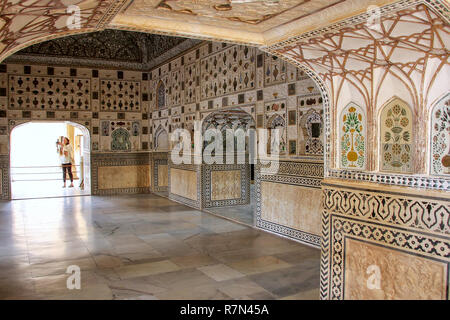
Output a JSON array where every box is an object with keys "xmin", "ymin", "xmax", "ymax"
[{"xmin": 11, "ymin": 180, "xmax": 89, "ymax": 200}]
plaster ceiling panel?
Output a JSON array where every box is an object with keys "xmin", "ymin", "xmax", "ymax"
[
  {"xmin": 340, "ymin": 36, "xmax": 373, "ymax": 51},
  {"xmin": 301, "ymin": 47, "xmax": 326, "ymax": 60},
  {"xmin": 116, "ymin": 0, "xmax": 346, "ymax": 33},
  {"xmin": 345, "ymin": 56, "xmax": 371, "ymax": 71},
  {"xmin": 389, "ymin": 47, "xmax": 423, "ymax": 64},
  {"xmin": 389, "ymin": 20, "xmax": 429, "ymax": 37}
]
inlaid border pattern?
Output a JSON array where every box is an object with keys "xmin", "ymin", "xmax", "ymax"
[
  {"xmin": 328, "ymin": 169, "xmax": 449, "ymax": 191},
  {"xmin": 0, "ymin": 155, "xmax": 10, "ymax": 200},
  {"xmin": 323, "ymin": 215, "xmax": 450, "ymax": 300},
  {"xmin": 97, "ymin": 0, "xmax": 131, "ymax": 28},
  {"xmin": 320, "ymin": 184, "xmax": 450, "ymax": 300},
  {"xmin": 322, "ymin": 186, "xmax": 450, "ymax": 235},
  {"xmin": 260, "ymin": 160, "xmax": 324, "ymax": 178},
  {"xmin": 153, "ymin": 158, "xmax": 168, "ymax": 193},
  {"xmin": 202, "ymin": 163, "xmax": 250, "ymax": 208},
  {"xmin": 168, "ymin": 162, "xmax": 202, "ymax": 209},
  {"xmin": 91, "ymin": 152, "xmax": 151, "ymax": 195},
  {"xmin": 255, "ymin": 160, "xmax": 324, "ymax": 247}
]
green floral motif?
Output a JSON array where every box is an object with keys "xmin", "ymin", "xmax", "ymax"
[{"xmin": 341, "ymin": 105, "xmax": 365, "ymax": 169}]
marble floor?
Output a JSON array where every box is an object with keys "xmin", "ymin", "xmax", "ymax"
[
  {"xmin": 205, "ymin": 185, "xmax": 255, "ymax": 226},
  {"xmin": 0, "ymin": 194, "xmax": 320, "ymax": 300},
  {"xmin": 12, "ymin": 180, "xmax": 90, "ymax": 200}
]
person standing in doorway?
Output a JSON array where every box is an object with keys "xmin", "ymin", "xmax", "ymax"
[{"xmin": 57, "ymin": 137, "xmax": 74, "ymax": 188}]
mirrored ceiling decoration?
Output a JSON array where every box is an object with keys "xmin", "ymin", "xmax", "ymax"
[{"xmin": 6, "ymin": 29, "xmax": 201, "ymax": 70}]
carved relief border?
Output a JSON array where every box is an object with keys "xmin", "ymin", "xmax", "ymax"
[
  {"xmin": 255, "ymin": 160, "xmax": 324, "ymax": 247},
  {"xmin": 328, "ymin": 170, "xmax": 449, "ymax": 191},
  {"xmin": 260, "ymin": 160, "xmax": 324, "ymax": 178},
  {"xmin": 322, "ymin": 184, "xmax": 450, "ymax": 235},
  {"xmin": 153, "ymin": 156, "xmax": 168, "ymax": 193},
  {"xmin": 168, "ymin": 161, "xmax": 202, "ymax": 209},
  {"xmin": 320, "ymin": 183, "xmax": 450, "ymax": 300},
  {"xmin": 202, "ymin": 163, "xmax": 250, "ymax": 208},
  {"xmin": 0, "ymin": 155, "xmax": 10, "ymax": 200},
  {"xmin": 91, "ymin": 152, "xmax": 151, "ymax": 195}
]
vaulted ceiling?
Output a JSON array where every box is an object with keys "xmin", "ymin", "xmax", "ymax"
[{"xmin": 0, "ymin": 0, "xmax": 407, "ymax": 62}]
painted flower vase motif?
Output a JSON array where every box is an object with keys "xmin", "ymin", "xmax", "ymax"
[{"xmin": 341, "ymin": 105, "xmax": 365, "ymax": 169}]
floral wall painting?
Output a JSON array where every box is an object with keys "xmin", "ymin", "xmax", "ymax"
[
  {"xmin": 431, "ymin": 94, "xmax": 450, "ymax": 176},
  {"xmin": 340, "ymin": 103, "xmax": 366, "ymax": 170},
  {"xmin": 380, "ymin": 98, "xmax": 413, "ymax": 173}
]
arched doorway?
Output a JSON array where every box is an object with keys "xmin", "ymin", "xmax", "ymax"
[
  {"xmin": 200, "ymin": 107, "xmax": 257, "ymax": 226},
  {"xmin": 10, "ymin": 121, "xmax": 91, "ymax": 199}
]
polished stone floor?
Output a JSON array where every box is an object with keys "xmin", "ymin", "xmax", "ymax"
[
  {"xmin": 12, "ymin": 180, "xmax": 89, "ymax": 200},
  {"xmin": 0, "ymin": 194, "xmax": 320, "ymax": 300},
  {"xmin": 206, "ymin": 185, "xmax": 255, "ymax": 226}
]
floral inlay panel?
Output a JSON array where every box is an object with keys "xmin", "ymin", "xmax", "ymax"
[
  {"xmin": 340, "ymin": 104, "xmax": 365, "ymax": 169},
  {"xmin": 431, "ymin": 95, "xmax": 450, "ymax": 176},
  {"xmin": 380, "ymin": 99, "xmax": 413, "ymax": 173}
]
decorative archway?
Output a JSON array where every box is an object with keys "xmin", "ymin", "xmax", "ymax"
[
  {"xmin": 8, "ymin": 120, "xmax": 91, "ymax": 199},
  {"xmin": 154, "ymin": 125, "xmax": 169, "ymax": 151},
  {"xmin": 201, "ymin": 107, "xmax": 256, "ymax": 154},
  {"xmin": 378, "ymin": 97, "xmax": 414, "ymax": 174}
]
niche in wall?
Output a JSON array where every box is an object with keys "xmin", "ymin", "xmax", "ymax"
[{"xmin": 380, "ymin": 98, "xmax": 413, "ymax": 173}]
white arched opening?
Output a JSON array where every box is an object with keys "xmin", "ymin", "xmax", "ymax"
[{"xmin": 10, "ymin": 121, "xmax": 91, "ymax": 199}]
